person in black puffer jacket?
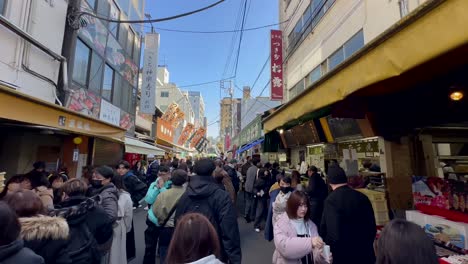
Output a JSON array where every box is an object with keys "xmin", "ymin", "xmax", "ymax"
[
  {"xmin": 53, "ymin": 179, "xmax": 114, "ymax": 263},
  {"xmin": 0, "ymin": 201, "xmax": 44, "ymax": 264},
  {"xmin": 5, "ymin": 190, "xmax": 70, "ymax": 264},
  {"xmin": 146, "ymin": 159, "xmax": 160, "ymax": 186}
]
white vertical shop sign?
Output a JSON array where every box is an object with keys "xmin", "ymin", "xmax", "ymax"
[
  {"xmin": 100, "ymin": 99, "xmax": 120, "ymax": 126},
  {"xmin": 140, "ymin": 33, "xmax": 160, "ymax": 114}
]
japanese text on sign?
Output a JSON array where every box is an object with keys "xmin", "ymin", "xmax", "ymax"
[
  {"xmin": 270, "ymin": 30, "xmax": 284, "ymax": 101},
  {"xmin": 140, "ymin": 33, "xmax": 160, "ymax": 114}
]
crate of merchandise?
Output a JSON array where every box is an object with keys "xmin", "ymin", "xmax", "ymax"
[
  {"xmin": 374, "ymin": 211, "xmax": 390, "ymax": 225},
  {"xmin": 357, "ymin": 188, "xmax": 386, "ymax": 202},
  {"xmin": 371, "ymin": 200, "xmax": 389, "ymax": 212}
]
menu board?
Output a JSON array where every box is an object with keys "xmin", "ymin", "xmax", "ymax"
[{"xmin": 326, "ymin": 116, "xmax": 362, "ymax": 140}]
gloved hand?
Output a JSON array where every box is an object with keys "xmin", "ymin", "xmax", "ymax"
[{"xmin": 312, "ymin": 236, "xmax": 324, "ymax": 249}]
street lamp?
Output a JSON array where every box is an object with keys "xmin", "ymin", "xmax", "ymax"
[{"xmin": 145, "ymin": 13, "xmax": 154, "ymax": 33}]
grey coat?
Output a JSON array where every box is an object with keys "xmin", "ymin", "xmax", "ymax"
[
  {"xmin": 97, "ymin": 184, "xmax": 119, "ymax": 223},
  {"xmin": 0, "ymin": 240, "xmax": 44, "ymax": 264},
  {"xmin": 245, "ymin": 166, "xmax": 258, "ymax": 193}
]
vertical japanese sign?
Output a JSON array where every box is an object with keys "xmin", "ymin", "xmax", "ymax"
[
  {"xmin": 270, "ymin": 30, "xmax": 284, "ymax": 101},
  {"xmin": 140, "ymin": 33, "xmax": 160, "ymax": 114},
  {"xmin": 189, "ymin": 127, "xmax": 206, "ymax": 149},
  {"xmin": 178, "ymin": 123, "xmax": 195, "ymax": 146}
]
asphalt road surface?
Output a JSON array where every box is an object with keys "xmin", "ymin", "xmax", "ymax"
[{"xmin": 130, "ymin": 191, "xmax": 275, "ymax": 264}]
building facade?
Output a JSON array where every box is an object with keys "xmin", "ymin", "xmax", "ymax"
[
  {"xmin": 188, "ymin": 91, "xmax": 206, "ymax": 128},
  {"xmin": 241, "ymin": 97, "xmax": 280, "ymax": 129},
  {"xmin": 280, "ymin": 0, "xmax": 426, "ymax": 102},
  {"xmin": 0, "ymin": 0, "xmax": 150, "ymax": 178},
  {"xmin": 220, "ymin": 97, "xmax": 233, "ymax": 138}
]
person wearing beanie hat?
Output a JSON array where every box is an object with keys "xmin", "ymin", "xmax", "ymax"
[{"xmin": 320, "ymin": 164, "xmax": 376, "ymax": 264}]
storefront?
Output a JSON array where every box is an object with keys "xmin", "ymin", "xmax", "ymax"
[
  {"xmin": 236, "ymin": 115, "xmax": 263, "ymax": 160},
  {"xmin": 263, "ymin": 0, "xmax": 468, "ymax": 259},
  {"xmin": 0, "ymin": 84, "xmax": 126, "ymax": 178}
]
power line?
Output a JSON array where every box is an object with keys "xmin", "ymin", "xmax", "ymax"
[
  {"xmin": 222, "ymin": 0, "xmax": 246, "ymax": 79},
  {"xmin": 177, "ymin": 77, "xmax": 235, "ymax": 88},
  {"xmin": 233, "ymin": 0, "xmax": 249, "ymax": 78},
  {"xmin": 147, "ymin": 21, "xmax": 289, "ymax": 34},
  {"xmin": 70, "ymin": 0, "xmax": 226, "ymax": 29}
]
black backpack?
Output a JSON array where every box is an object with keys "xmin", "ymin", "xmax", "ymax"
[
  {"xmin": 68, "ymin": 221, "xmax": 102, "ymax": 264},
  {"xmin": 178, "ymin": 193, "xmax": 220, "ymax": 232}
]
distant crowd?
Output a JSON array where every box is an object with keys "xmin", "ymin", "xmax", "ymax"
[{"xmin": 0, "ymin": 157, "xmax": 440, "ymax": 264}]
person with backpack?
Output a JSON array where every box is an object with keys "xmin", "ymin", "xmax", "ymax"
[
  {"xmin": 116, "ymin": 161, "xmax": 148, "ymax": 209},
  {"xmin": 152, "ymin": 169, "xmax": 187, "ymax": 263},
  {"xmin": 53, "ymin": 179, "xmax": 114, "ymax": 264},
  {"xmin": 175, "ymin": 158, "xmax": 241, "ymax": 264}
]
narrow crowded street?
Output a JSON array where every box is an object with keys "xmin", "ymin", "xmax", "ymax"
[
  {"xmin": 130, "ymin": 192, "xmax": 275, "ymax": 264},
  {"xmin": 1, "ymin": 0, "xmax": 468, "ymax": 264}
]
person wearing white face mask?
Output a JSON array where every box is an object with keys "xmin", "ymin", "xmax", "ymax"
[
  {"xmin": 272, "ymin": 176, "xmax": 293, "ymax": 225},
  {"xmin": 273, "ymin": 191, "xmax": 331, "ymax": 264}
]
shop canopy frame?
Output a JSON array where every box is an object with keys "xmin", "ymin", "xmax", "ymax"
[
  {"xmin": 264, "ymin": 0, "xmax": 468, "ymax": 132},
  {"xmin": 237, "ymin": 138, "xmax": 265, "ymax": 155},
  {"xmin": 125, "ymin": 137, "xmax": 165, "ymax": 156}
]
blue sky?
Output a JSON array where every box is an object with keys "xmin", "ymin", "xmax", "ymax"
[{"xmin": 144, "ymin": 0, "xmax": 279, "ymax": 138}]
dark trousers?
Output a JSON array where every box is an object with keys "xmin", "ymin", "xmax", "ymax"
[
  {"xmin": 254, "ymin": 197, "xmax": 267, "ymax": 229},
  {"xmin": 158, "ymin": 227, "xmax": 175, "ymax": 264},
  {"xmin": 143, "ymin": 217, "xmax": 160, "ymax": 264},
  {"xmin": 244, "ymin": 192, "xmax": 256, "ymax": 220}
]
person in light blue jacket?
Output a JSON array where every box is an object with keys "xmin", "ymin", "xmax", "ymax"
[{"xmin": 143, "ymin": 166, "xmax": 171, "ymax": 264}]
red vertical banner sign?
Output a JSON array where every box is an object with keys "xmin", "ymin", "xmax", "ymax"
[{"xmin": 270, "ymin": 30, "xmax": 284, "ymax": 101}]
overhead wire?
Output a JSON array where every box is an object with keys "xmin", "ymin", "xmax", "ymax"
[
  {"xmin": 222, "ymin": 0, "xmax": 246, "ymax": 79},
  {"xmin": 70, "ymin": 0, "xmax": 226, "ymax": 29},
  {"xmin": 233, "ymin": 0, "xmax": 249, "ymax": 78}
]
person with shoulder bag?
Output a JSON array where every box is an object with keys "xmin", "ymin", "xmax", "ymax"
[{"xmin": 152, "ymin": 169, "xmax": 187, "ymax": 263}]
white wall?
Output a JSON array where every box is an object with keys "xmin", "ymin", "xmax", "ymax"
[
  {"xmin": 280, "ymin": 0, "xmax": 425, "ymax": 102},
  {"xmin": 0, "ymin": 0, "xmax": 67, "ymax": 102}
]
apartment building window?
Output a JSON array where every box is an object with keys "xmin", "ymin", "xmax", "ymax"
[
  {"xmin": 72, "ymin": 39, "xmax": 91, "ymax": 86},
  {"xmin": 85, "ymin": 0, "xmax": 96, "ymax": 10},
  {"xmin": 112, "ymin": 74, "xmax": 122, "ymax": 106},
  {"xmin": 109, "ymin": 1, "xmax": 120, "ymax": 37},
  {"xmin": 399, "ymin": 0, "xmax": 409, "ymax": 17},
  {"xmin": 308, "ymin": 66, "xmax": 321, "ymax": 86},
  {"xmin": 288, "ymin": 0, "xmax": 336, "ymax": 52},
  {"xmin": 97, "ymin": 0, "xmax": 110, "ymax": 26},
  {"xmin": 344, "ymin": 30, "xmax": 364, "ymax": 58},
  {"xmin": 119, "ymin": 24, "xmax": 128, "ymax": 51},
  {"xmin": 161, "ymin": 91, "xmax": 169, "ymax": 97},
  {"xmin": 88, "ymin": 52, "xmax": 104, "ymax": 95},
  {"xmin": 0, "ymin": 0, "xmax": 6, "ymax": 14},
  {"xmin": 127, "ymin": 28, "xmax": 135, "ymax": 58},
  {"xmin": 328, "ymin": 48, "xmax": 344, "ymax": 71},
  {"xmin": 102, "ymin": 64, "xmax": 114, "ymax": 101}
]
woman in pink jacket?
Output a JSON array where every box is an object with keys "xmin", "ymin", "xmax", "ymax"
[{"xmin": 273, "ymin": 191, "xmax": 331, "ymax": 264}]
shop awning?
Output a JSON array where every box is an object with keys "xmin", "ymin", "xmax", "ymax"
[
  {"xmin": 237, "ymin": 138, "xmax": 264, "ymax": 154},
  {"xmin": 0, "ymin": 84, "xmax": 126, "ymax": 142},
  {"xmin": 125, "ymin": 137, "xmax": 164, "ymax": 156},
  {"xmin": 264, "ymin": 0, "xmax": 468, "ymax": 132}
]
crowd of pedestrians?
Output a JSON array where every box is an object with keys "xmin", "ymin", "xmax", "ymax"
[{"xmin": 0, "ymin": 156, "xmax": 441, "ymax": 264}]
